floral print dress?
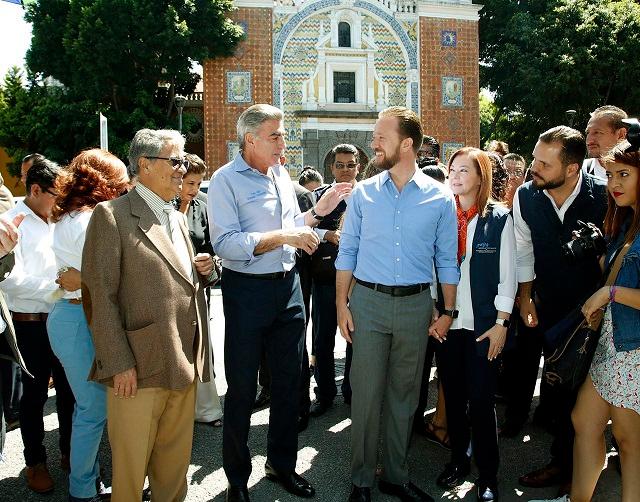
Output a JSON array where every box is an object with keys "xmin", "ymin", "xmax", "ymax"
[{"xmin": 590, "ymin": 305, "xmax": 640, "ymax": 414}]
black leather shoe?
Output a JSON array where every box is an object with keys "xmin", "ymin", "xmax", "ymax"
[
  {"xmin": 436, "ymin": 463, "xmax": 471, "ymax": 489},
  {"xmin": 378, "ymin": 480, "xmax": 434, "ymax": 502},
  {"xmin": 265, "ymin": 461, "xmax": 315, "ymax": 498},
  {"xmin": 226, "ymin": 485, "xmax": 250, "ymax": 502},
  {"xmin": 309, "ymin": 400, "xmax": 331, "ymax": 417},
  {"xmin": 476, "ymin": 482, "xmax": 498, "ymax": 501},
  {"xmin": 348, "ymin": 484, "xmax": 371, "ymax": 501},
  {"xmin": 253, "ymin": 388, "xmax": 270, "ymax": 409},
  {"xmin": 498, "ymin": 420, "xmax": 523, "ymax": 439}
]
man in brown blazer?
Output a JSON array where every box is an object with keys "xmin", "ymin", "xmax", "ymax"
[{"xmin": 82, "ymin": 129, "xmax": 217, "ymax": 502}]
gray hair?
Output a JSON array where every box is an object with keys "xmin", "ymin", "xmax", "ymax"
[
  {"xmin": 237, "ymin": 104, "xmax": 283, "ymax": 148},
  {"xmin": 128, "ymin": 129, "xmax": 185, "ymax": 175}
]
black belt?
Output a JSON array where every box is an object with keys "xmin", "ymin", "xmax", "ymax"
[
  {"xmin": 223, "ymin": 267, "xmax": 295, "ymax": 280},
  {"xmin": 355, "ymin": 278, "xmax": 430, "ymax": 297}
]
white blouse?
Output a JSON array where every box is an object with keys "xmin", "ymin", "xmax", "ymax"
[{"xmin": 52, "ymin": 210, "xmax": 92, "ymax": 300}]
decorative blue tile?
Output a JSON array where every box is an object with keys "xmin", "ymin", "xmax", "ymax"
[
  {"xmin": 442, "ymin": 77, "xmax": 463, "ymax": 108},
  {"xmin": 273, "ymin": 80, "xmax": 281, "ymax": 108},
  {"xmin": 411, "ymin": 82, "xmax": 419, "ymax": 112},
  {"xmin": 441, "ymin": 30, "xmax": 457, "ymax": 48},
  {"xmin": 442, "ymin": 142, "xmax": 464, "ymax": 164},
  {"xmin": 226, "ymin": 71, "xmax": 252, "ymax": 104},
  {"xmin": 227, "ymin": 141, "xmax": 240, "ymax": 162},
  {"xmin": 238, "ymin": 21, "xmax": 248, "ymax": 37}
]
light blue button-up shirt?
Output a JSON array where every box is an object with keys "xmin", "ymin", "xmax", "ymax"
[
  {"xmin": 208, "ymin": 154, "xmax": 306, "ymax": 274},
  {"xmin": 335, "ymin": 169, "xmax": 460, "ymax": 286}
]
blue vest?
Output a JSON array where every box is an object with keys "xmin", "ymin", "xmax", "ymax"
[
  {"xmin": 517, "ymin": 174, "xmax": 607, "ymax": 326},
  {"xmin": 469, "ymin": 204, "xmax": 512, "ymax": 341}
]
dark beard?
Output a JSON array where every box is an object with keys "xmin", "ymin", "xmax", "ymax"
[
  {"xmin": 374, "ymin": 146, "xmax": 400, "ymax": 171},
  {"xmin": 532, "ymin": 173, "xmax": 565, "ymax": 190}
]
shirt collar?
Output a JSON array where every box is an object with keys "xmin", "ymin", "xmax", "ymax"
[
  {"xmin": 16, "ymin": 198, "xmax": 50, "ymax": 225},
  {"xmin": 380, "ymin": 167, "xmax": 429, "ymax": 189},
  {"xmin": 135, "ymin": 183, "xmax": 173, "ymax": 216}
]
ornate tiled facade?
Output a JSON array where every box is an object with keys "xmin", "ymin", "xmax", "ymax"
[{"xmin": 203, "ymin": 0, "xmax": 481, "ymax": 176}]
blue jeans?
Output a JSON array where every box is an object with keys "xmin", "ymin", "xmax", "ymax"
[{"xmin": 47, "ymin": 300, "xmax": 106, "ymax": 498}]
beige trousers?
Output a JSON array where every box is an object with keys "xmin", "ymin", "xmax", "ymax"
[{"xmin": 107, "ymin": 382, "xmax": 196, "ymax": 502}]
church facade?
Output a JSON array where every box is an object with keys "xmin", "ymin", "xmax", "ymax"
[{"xmin": 202, "ymin": 0, "xmax": 482, "ymax": 178}]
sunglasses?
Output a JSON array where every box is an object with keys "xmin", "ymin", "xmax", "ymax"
[{"xmin": 144, "ymin": 156, "xmax": 190, "ymax": 170}]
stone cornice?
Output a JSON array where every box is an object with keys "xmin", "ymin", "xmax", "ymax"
[{"xmin": 417, "ymin": 1, "xmax": 482, "ymax": 21}]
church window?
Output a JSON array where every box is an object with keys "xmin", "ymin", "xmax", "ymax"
[
  {"xmin": 334, "ymin": 72, "xmax": 356, "ymax": 103},
  {"xmin": 338, "ymin": 22, "xmax": 351, "ymax": 48}
]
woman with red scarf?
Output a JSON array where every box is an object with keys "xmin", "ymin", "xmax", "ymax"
[{"xmin": 433, "ymin": 147, "xmax": 517, "ymax": 502}]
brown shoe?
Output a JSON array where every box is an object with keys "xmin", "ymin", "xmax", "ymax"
[
  {"xmin": 518, "ymin": 464, "xmax": 568, "ymax": 488},
  {"xmin": 26, "ymin": 463, "xmax": 54, "ymax": 493}
]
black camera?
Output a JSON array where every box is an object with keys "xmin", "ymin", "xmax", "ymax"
[
  {"xmin": 562, "ymin": 220, "xmax": 606, "ymax": 261},
  {"xmin": 623, "ymin": 118, "xmax": 640, "ymax": 152}
]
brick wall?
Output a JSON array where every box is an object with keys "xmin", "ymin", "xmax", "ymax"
[
  {"xmin": 203, "ymin": 7, "xmax": 273, "ymax": 175},
  {"xmin": 419, "ymin": 17, "xmax": 480, "ymax": 160}
]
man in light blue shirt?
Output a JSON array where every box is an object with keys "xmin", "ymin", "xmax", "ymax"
[
  {"xmin": 336, "ymin": 107, "xmax": 459, "ymax": 502},
  {"xmin": 208, "ymin": 104, "xmax": 351, "ymax": 502}
]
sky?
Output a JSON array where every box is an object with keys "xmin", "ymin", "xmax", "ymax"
[{"xmin": 0, "ymin": 2, "xmax": 32, "ymax": 80}]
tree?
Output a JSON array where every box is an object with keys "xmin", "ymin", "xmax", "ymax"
[
  {"xmin": 0, "ymin": 0, "xmax": 243, "ymax": 167},
  {"xmin": 479, "ymin": 0, "xmax": 640, "ymax": 156}
]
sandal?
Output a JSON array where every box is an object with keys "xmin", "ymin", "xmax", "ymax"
[
  {"xmin": 205, "ymin": 418, "xmax": 223, "ymax": 427},
  {"xmin": 424, "ymin": 421, "xmax": 451, "ymax": 450}
]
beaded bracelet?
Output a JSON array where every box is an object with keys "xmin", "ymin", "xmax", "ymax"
[{"xmin": 609, "ymin": 285, "xmax": 618, "ymax": 304}]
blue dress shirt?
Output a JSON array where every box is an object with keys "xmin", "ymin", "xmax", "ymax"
[
  {"xmin": 208, "ymin": 154, "xmax": 305, "ymax": 273},
  {"xmin": 335, "ymin": 169, "xmax": 460, "ymax": 286}
]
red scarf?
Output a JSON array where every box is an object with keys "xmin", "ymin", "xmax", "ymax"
[{"xmin": 456, "ymin": 196, "xmax": 478, "ymax": 265}]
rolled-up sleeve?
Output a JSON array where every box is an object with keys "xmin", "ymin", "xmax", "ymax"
[
  {"xmin": 208, "ymin": 170, "xmax": 261, "ymax": 261},
  {"xmin": 495, "ymin": 215, "xmax": 517, "ymax": 313},
  {"xmin": 335, "ymin": 188, "xmax": 362, "ymax": 272},
  {"xmin": 512, "ymin": 187, "xmax": 535, "ymax": 282},
  {"xmin": 434, "ymin": 194, "xmax": 460, "ymax": 285}
]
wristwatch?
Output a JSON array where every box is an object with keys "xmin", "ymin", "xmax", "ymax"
[
  {"xmin": 441, "ymin": 308, "xmax": 459, "ymax": 319},
  {"xmin": 310, "ymin": 208, "xmax": 324, "ymax": 221},
  {"xmin": 495, "ymin": 318, "xmax": 511, "ymax": 328}
]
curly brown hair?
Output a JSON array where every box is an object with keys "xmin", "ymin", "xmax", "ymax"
[{"xmin": 52, "ymin": 149, "xmax": 129, "ymax": 222}]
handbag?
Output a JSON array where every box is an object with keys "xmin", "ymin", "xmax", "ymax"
[
  {"xmin": 310, "ymin": 241, "xmax": 339, "ymax": 283},
  {"xmin": 543, "ymin": 242, "xmax": 630, "ymax": 392}
]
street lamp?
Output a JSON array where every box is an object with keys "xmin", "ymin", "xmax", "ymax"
[
  {"xmin": 565, "ymin": 109, "xmax": 577, "ymax": 128},
  {"xmin": 175, "ymin": 95, "xmax": 187, "ymax": 132}
]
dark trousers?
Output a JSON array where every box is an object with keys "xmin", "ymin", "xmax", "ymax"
[
  {"xmin": 0, "ymin": 358, "xmax": 21, "ymax": 422},
  {"xmin": 503, "ymin": 305, "xmax": 575, "ymax": 473},
  {"xmin": 436, "ymin": 329, "xmax": 499, "ymax": 484},
  {"xmin": 221, "ymin": 269, "xmax": 305, "ymax": 486},
  {"xmin": 311, "ymin": 281, "xmax": 338, "ymax": 404},
  {"xmin": 15, "ymin": 319, "xmax": 74, "ymax": 466},
  {"xmin": 341, "ymin": 342, "xmax": 352, "ymax": 403}
]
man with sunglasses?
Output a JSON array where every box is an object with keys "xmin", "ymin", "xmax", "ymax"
[
  {"xmin": 308, "ymin": 144, "xmax": 360, "ymax": 418},
  {"xmin": 0, "ymin": 157, "xmax": 75, "ymax": 493},
  {"xmin": 82, "ymin": 129, "xmax": 215, "ymax": 501}
]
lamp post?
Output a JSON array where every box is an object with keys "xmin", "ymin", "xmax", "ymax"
[
  {"xmin": 175, "ymin": 95, "xmax": 187, "ymax": 132},
  {"xmin": 565, "ymin": 109, "xmax": 577, "ymax": 128}
]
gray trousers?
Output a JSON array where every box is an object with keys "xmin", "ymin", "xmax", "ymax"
[{"xmin": 349, "ymin": 282, "xmax": 432, "ymax": 487}]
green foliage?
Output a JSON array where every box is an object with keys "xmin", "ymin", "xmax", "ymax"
[
  {"xmin": 0, "ymin": 0, "xmax": 242, "ymax": 166},
  {"xmin": 480, "ymin": 0, "xmax": 640, "ymax": 156}
]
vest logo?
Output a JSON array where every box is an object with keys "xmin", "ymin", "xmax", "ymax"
[{"xmin": 475, "ymin": 242, "xmax": 497, "ymax": 254}]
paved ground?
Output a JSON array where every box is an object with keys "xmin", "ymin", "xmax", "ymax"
[{"xmin": 0, "ymin": 288, "xmax": 622, "ymax": 501}]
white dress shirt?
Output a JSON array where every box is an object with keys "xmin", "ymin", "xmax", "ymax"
[
  {"xmin": 451, "ymin": 214, "xmax": 517, "ymax": 331},
  {"xmin": 0, "ymin": 200, "xmax": 58, "ymax": 313},
  {"xmin": 52, "ymin": 210, "xmax": 92, "ymax": 300},
  {"xmin": 512, "ymin": 173, "xmax": 583, "ymax": 283},
  {"xmin": 582, "ymin": 158, "xmax": 607, "ymax": 180}
]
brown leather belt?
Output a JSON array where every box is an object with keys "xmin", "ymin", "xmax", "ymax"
[
  {"xmin": 68, "ymin": 298, "xmax": 82, "ymax": 305},
  {"xmin": 11, "ymin": 312, "xmax": 48, "ymax": 322}
]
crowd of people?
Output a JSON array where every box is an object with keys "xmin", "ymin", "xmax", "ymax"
[{"xmin": 0, "ymin": 103, "xmax": 638, "ymax": 502}]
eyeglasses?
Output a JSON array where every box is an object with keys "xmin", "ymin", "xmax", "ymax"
[
  {"xmin": 144, "ymin": 156, "xmax": 190, "ymax": 170},
  {"xmin": 334, "ymin": 162, "xmax": 358, "ymax": 170},
  {"xmin": 45, "ymin": 189, "xmax": 59, "ymax": 197}
]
